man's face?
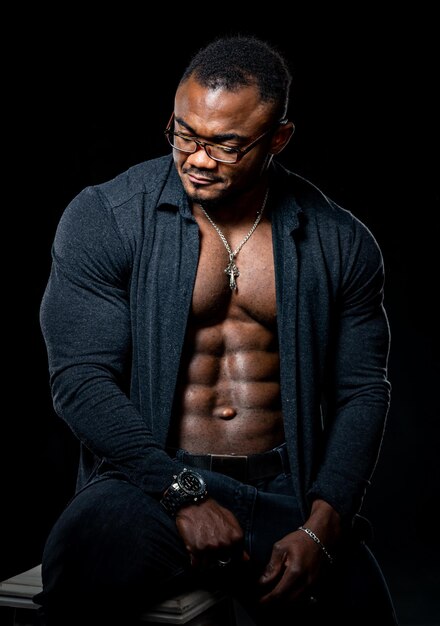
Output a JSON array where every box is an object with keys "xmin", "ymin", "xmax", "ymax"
[{"xmin": 171, "ymin": 76, "xmax": 279, "ymax": 206}]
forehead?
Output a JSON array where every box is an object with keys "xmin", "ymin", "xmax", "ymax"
[{"xmin": 174, "ymin": 76, "xmax": 275, "ymax": 135}]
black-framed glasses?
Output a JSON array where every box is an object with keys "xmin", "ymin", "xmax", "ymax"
[{"xmin": 164, "ymin": 112, "xmax": 288, "ymax": 164}]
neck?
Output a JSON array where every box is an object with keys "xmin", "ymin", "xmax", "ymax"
[{"xmin": 194, "ymin": 182, "xmax": 269, "ymax": 226}]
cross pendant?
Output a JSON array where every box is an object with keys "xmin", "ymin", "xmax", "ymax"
[{"xmin": 224, "ymin": 255, "xmax": 240, "ymax": 290}]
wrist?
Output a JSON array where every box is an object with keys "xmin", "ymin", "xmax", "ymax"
[
  {"xmin": 160, "ymin": 468, "xmax": 208, "ymax": 518},
  {"xmin": 298, "ymin": 526, "xmax": 334, "ymax": 564},
  {"xmin": 305, "ymin": 499, "xmax": 343, "ymax": 549}
]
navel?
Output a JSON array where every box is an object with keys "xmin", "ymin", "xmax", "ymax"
[{"xmin": 213, "ymin": 406, "xmax": 238, "ymax": 420}]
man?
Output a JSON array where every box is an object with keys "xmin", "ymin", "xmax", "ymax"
[{"xmin": 36, "ymin": 35, "xmax": 397, "ymax": 625}]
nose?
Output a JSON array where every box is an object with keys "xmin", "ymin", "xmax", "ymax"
[{"xmin": 185, "ymin": 144, "xmax": 218, "ymax": 169}]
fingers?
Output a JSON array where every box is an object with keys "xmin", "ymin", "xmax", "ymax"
[
  {"xmin": 189, "ymin": 547, "xmax": 250, "ymax": 571},
  {"xmin": 257, "ymin": 538, "xmax": 315, "ymax": 606},
  {"xmin": 259, "ymin": 574, "xmax": 307, "ymax": 605},
  {"xmin": 258, "ymin": 543, "xmax": 286, "ymax": 586},
  {"xmin": 177, "ymin": 501, "xmax": 249, "ymax": 571},
  {"xmin": 215, "ymin": 548, "xmax": 250, "ymax": 566}
]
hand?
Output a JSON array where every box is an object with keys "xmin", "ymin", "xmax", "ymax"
[
  {"xmin": 258, "ymin": 528, "xmax": 324, "ymax": 606},
  {"xmin": 258, "ymin": 499, "xmax": 341, "ymax": 606},
  {"xmin": 175, "ymin": 498, "xmax": 249, "ymax": 570}
]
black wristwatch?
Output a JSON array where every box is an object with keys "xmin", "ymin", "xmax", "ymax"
[{"xmin": 160, "ymin": 468, "xmax": 208, "ymax": 517}]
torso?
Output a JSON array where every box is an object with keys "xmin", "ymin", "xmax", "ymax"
[{"xmin": 168, "ymin": 209, "xmax": 285, "ymax": 455}]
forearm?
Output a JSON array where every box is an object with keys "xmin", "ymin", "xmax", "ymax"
[{"xmin": 50, "ymin": 362, "xmax": 181, "ymax": 496}]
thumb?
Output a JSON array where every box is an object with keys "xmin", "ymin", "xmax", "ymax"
[{"xmin": 259, "ymin": 554, "xmax": 283, "ymax": 585}]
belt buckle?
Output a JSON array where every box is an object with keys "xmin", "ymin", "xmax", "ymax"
[{"xmin": 209, "ymin": 454, "xmax": 248, "ymax": 481}]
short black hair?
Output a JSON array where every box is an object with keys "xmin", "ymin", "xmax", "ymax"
[{"xmin": 179, "ymin": 35, "xmax": 292, "ymax": 120}]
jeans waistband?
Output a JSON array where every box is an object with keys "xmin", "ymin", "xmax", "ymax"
[{"xmin": 173, "ymin": 443, "xmax": 290, "ymax": 482}]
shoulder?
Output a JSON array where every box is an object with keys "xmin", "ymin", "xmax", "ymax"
[
  {"xmin": 53, "ymin": 155, "xmax": 175, "ymax": 266},
  {"xmin": 74, "ymin": 154, "xmax": 173, "ymax": 215},
  {"xmin": 273, "ymin": 162, "xmax": 355, "ymax": 225},
  {"xmin": 93, "ymin": 154, "xmax": 174, "ymax": 209},
  {"xmin": 273, "ymin": 161, "xmax": 381, "ymax": 253},
  {"xmin": 57, "ymin": 154, "xmax": 174, "ymax": 235}
]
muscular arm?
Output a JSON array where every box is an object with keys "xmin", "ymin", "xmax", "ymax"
[
  {"xmin": 40, "ymin": 188, "xmax": 183, "ymax": 495},
  {"xmin": 256, "ymin": 211, "xmax": 391, "ymax": 606},
  {"xmin": 308, "ymin": 215, "xmax": 391, "ymax": 520}
]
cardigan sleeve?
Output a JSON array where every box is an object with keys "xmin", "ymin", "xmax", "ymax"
[
  {"xmin": 307, "ymin": 213, "xmax": 391, "ymax": 521},
  {"xmin": 40, "ymin": 186, "xmax": 184, "ymax": 496}
]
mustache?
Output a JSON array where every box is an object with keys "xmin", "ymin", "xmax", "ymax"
[{"xmin": 182, "ymin": 167, "xmax": 222, "ymax": 183}]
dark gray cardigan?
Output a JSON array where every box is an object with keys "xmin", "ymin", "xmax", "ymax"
[{"xmin": 40, "ymin": 154, "xmax": 391, "ymax": 524}]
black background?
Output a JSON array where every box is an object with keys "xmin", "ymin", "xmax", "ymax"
[{"xmin": 3, "ymin": 8, "xmax": 439, "ymax": 625}]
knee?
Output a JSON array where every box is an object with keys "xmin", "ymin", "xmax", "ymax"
[{"xmin": 41, "ymin": 478, "xmax": 179, "ymax": 597}]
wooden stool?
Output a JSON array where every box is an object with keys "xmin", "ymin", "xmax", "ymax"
[{"xmin": 0, "ymin": 564, "xmax": 250, "ymax": 625}]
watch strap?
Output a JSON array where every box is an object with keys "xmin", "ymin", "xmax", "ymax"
[{"xmin": 160, "ymin": 469, "xmax": 207, "ymax": 517}]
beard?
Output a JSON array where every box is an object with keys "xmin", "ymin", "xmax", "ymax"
[
  {"xmin": 179, "ymin": 158, "xmax": 271, "ymax": 211},
  {"xmin": 181, "ymin": 168, "xmax": 225, "ymax": 209}
]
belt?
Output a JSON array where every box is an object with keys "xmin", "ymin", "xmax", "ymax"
[{"xmin": 176, "ymin": 444, "xmax": 290, "ymax": 482}]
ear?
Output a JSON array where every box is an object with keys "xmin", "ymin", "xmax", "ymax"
[{"xmin": 269, "ymin": 121, "xmax": 295, "ymax": 155}]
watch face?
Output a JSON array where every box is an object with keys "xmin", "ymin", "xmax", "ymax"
[{"xmin": 178, "ymin": 470, "xmax": 206, "ymax": 496}]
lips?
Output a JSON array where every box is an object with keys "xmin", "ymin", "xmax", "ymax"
[{"xmin": 184, "ymin": 169, "xmax": 219, "ymax": 185}]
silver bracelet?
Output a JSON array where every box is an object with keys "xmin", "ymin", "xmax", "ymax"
[{"xmin": 298, "ymin": 526, "xmax": 334, "ymax": 564}]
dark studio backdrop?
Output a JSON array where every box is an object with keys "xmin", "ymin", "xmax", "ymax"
[{"xmin": 3, "ymin": 9, "xmax": 439, "ymax": 625}]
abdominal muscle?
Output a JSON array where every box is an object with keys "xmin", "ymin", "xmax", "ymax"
[{"xmin": 169, "ymin": 311, "xmax": 285, "ymax": 455}]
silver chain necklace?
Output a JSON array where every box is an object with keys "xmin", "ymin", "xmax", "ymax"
[{"xmin": 200, "ymin": 188, "xmax": 269, "ymax": 291}]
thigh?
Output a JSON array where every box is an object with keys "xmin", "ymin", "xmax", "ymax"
[{"xmin": 37, "ymin": 477, "xmax": 192, "ymax": 613}]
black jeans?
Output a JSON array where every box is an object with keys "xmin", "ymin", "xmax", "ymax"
[{"xmin": 34, "ymin": 446, "xmax": 398, "ymax": 625}]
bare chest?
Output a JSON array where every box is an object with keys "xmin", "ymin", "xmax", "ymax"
[{"xmin": 192, "ymin": 218, "xmax": 277, "ymax": 325}]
